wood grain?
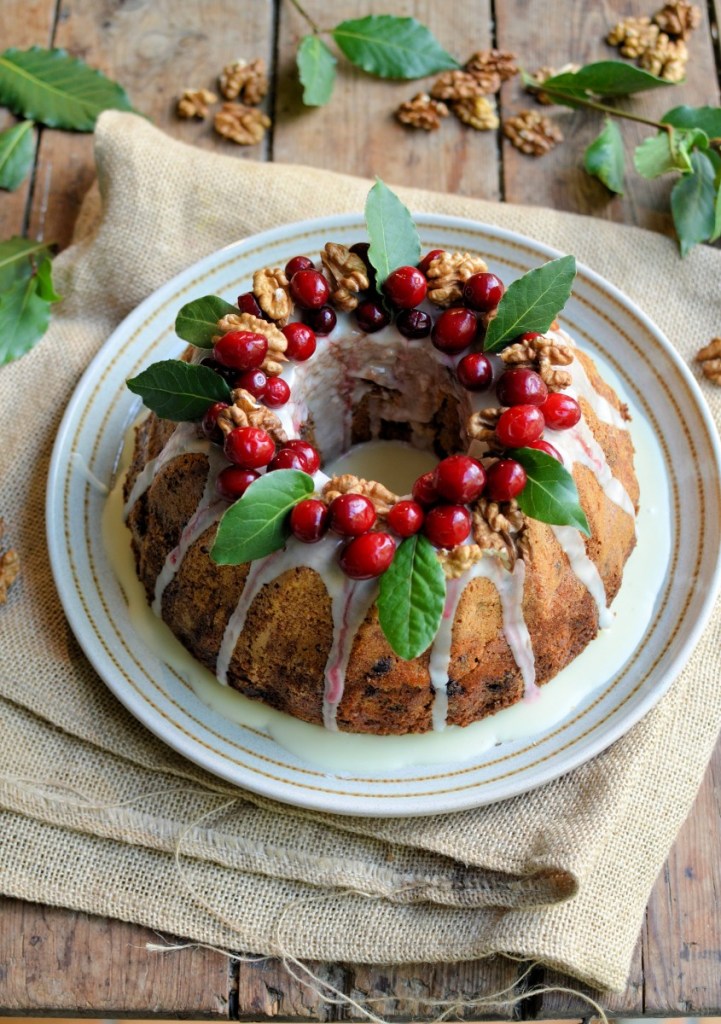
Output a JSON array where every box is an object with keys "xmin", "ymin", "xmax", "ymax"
[{"xmin": 233, "ymin": 957, "xmax": 345, "ymax": 1021}]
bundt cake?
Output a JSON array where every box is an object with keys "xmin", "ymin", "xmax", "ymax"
[{"xmin": 123, "ymin": 190, "xmax": 637, "ymax": 736}]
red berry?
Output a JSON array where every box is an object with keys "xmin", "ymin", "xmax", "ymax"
[
  {"xmin": 412, "ymin": 471, "xmax": 438, "ymax": 507},
  {"xmin": 396, "ymin": 308, "xmax": 432, "ymax": 339},
  {"xmin": 303, "ymin": 305, "xmax": 337, "ymax": 335},
  {"xmin": 431, "ymin": 308, "xmax": 478, "ymax": 354},
  {"xmin": 284, "ymin": 439, "xmax": 320, "ymax": 474},
  {"xmin": 264, "ymin": 377, "xmax": 291, "ymax": 407},
  {"xmin": 383, "ymin": 266, "xmax": 427, "ymax": 308},
  {"xmin": 268, "ymin": 448, "xmax": 306, "ymax": 471},
  {"xmin": 200, "ymin": 401, "xmax": 229, "ymax": 441},
  {"xmin": 290, "ymin": 498, "xmax": 328, "ymax": 543},
  {"xmin": 424, "ymin": 505, "xmax": 471, "ymax": 549},
  {"xmin": 339, "ymin": 532, "xmax": 395, "ymax": 580},
  {"xmin": 285, "ymin": 255, "xmax": 314, "ymax": 278},
  {"xmin": 214, "ymin": 330, "xmax": 268, "ymax": 371},
  {"xmin": 418, "ymin": 248, "xmax": 445, "ymax": 274},
  {"xmin": 485, "ymin": 459, "xmax": 527, "ymax": 501},
  {"xmin": 237, "ymin": 292, "xmax": 265, "ymax": 318},
  {"xmin": 457, "ymin": 352, "xmax": 493, "ymax": 391},
  {"xmin": 234, "ymin": 368, "xmax": 267, "ymax": 398},
  {"xmin": 355, "ymin": 299, "xmax": 391, "ymax": 333},
  {"xmin": 329, "ymin": 493, "xmax": 377, "ymax": 537},
  {"xmin": 434, "ymin": 454, "xmax": 486, "ymax": 504},
  {"xmin": 463, "ymin": 272, "xmax": 505, "ymax": 312},
  {"xmin": 224, "ymin": 426, "xmax": 275, "ymax": 469},
  {"xmin": 387, "ymin": 500, "xmax": 424, "ymax": 537},
  {"xmin": 216, "ymin": 466, "xmax": 259, "ymax": 501},
  {"xmin": 289, "ymin": 269, "xmax": 330, "ymax": 310},
  {"xmin": 496, "ymin": 367, "xmax": 548, "ymax": 407},
  {"xmin": 495, "ymin": 405, "xmax": 545, "ymax": 448},
  {"xmin": 526, "ymin": 438, "xmax": 564, "ymax": 463},
  {"xmin": 282, "ymin": 321, "xmax": 317, "ymax": 361},
  {"xmin": 540, "ymin": 392, "xmax": 581, "ymax": 430}
]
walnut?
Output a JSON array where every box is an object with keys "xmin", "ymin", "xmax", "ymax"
[
  {"xmin": 538, "ymin": 357, "xmax": 572, "ymax": 391},
  {"xmin": 607, "ymin": 16, "xmax": 660, "ymax": 57},
  {"xmin": 213, "ymin": 103, "xmax": 270, "ymax": 145},
  {"xmin": 425, "ymin": 251, "xmax": 488, "ymax": 307},
  {"xmin": 696, "ymin": 337, "xmax": 721, "ymax": 384},
  {"xmin": 437, "ymin": 543, "xmax": 489, "ymax": 578},
  {"xmin": 218, "ymin": 58, "xmax": 268, "ymax": 104},
  {"xmin": 503, "ymin": 110, "xmax": 563, "ymax": 156},
  {"xmin": 472, "ymin": 497, "xmax": 528, "ymax": 566},
  {"xmin": 321, "ymin": 243, "xmax": 369, "ymax": 312},
  {"xmin": 653, "ymin": 0, "xmax": 701, "ymax": 39},
  {"xmin": 465, "ymin": 49, "xmax": 518, "ymax": 84},
  {"xmin": 253, "ymin": 267, "xmax": 293, "ymax": 325},
  {"xmin": 452, "ymin": 96, "xmax": 499, "ymax": 131},
  {"xmin": 176, "ymin": 88, "xmax": 217, "ymax": 119},
  {"xmin": 0, "ymin": 520, "xmax": 20, "ymax": 604},
  {"xmin": 430, "ymin": 70, "xmax": 486, "ymax": 101},
  {"xmin": 216, "ymin": 389, "xmax": 287, "ymax": 446},
  {"xmin": 500, "ymin": 334, "xmax": 573, "ymax": 392},
  {"xmin": 525, "ymin": 63, "xmax": 581, "ymax": 104},
  {"xmin": 639, "ymin": 34, "xmax": 688, "ymax": 81},
  {"xmin": 215, "ymin": 311, "xmax": 287, "ymax": 375},
  {"xmin": 322, "ymin": 475, "xmax": 399, "ymax": 517},
  {"xmin": 396, "ymin": 93, "xmax": 449, "ymax": 131},
  {"xmin": 466, "ymin": 407, "xmax": 502, "ymax": 447}
]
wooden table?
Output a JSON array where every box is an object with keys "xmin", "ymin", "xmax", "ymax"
[{"xmin": 2, "ymin": 0, "xmax": 721, "ymax": 1017}]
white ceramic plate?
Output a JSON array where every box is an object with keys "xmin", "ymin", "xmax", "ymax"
[{"xmin": 47, "ymin": 214, "xmax": 721, "ymax": 816}]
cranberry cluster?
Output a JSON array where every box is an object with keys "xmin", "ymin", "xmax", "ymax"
[{"xmin": 290, "ymin": 494, "xmax": 396, "ymax": 580}]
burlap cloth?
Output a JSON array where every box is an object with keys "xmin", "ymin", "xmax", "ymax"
[{"xmin": 2, "ymin": 111, "xmax": 721, "ymax": 998}]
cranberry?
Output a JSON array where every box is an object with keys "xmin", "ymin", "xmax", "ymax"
[
  {"xmin": 412, "ymin": 471, "xmax": 438, "ymax": 507},
  {"xmin": 290, "ymin": 498, "xmax": 328, "ymax": 543},
  {"xmin": 387, "ymin": 499, "xmax": 424, "ymax": 537},
  {"xmin": 339, "ymin": 532, "xmax": 395, "ymax": 580},
  {"xmin": 268, "ymin": 448, "xmax": 306, "ymax": 471},
  {"xmin": 303, "ymin": 305, "xmax": 337, "ymax": 336},
  {"xmin": 216, "ymin": 466, "xmax": 259, "ymax": 501},
  {"xmin": 434, "ymin": 454, "xmax": 486, "ymax": 504},
  {"xmin": 457, "ymin": 352, "xmax": 493, "ymax": 391},
  {"xmin": 526, "ymin": 438, "xmax": 563, "ymax": 463},
  {"xmin": 224, "ymin": 426, "xmax": 275, "ymax": 469},
  {"xmin": 200, "ymin": 400, "xmax": 229, "ymax": 442},
  {"xmin": 485, "ymin": 459, "xmax": 527, "ymax": 501},
  {"xmin": 264, "ymin": 377, "xmax": 291, "ymax": 407},
  {"xmin": 237, "ymin": 292, "xmax": 265, "ymax": 318},
  {"xmin": 540, "ymin": 392, "xmax": 581, "ymax": 430},
  {"xmin": 396, "ymin": 308, "xmax": 431, "ymax": 339},
  {"xmin": 383, "ymin": 266, "xmax": 427, "ymax": 308},
  {"xmin": 329, "ymin": 493, "xmax": 377, "ymax": 536},
  {"xmin": 234, "ymin": 368, "xmax": 267, "ymax": 398},
  {"xmin": 463, "ymin": 272, "xmax": 505, "ymax": 312},
  {"xmin": 431, "ymin": 308, "xmax": 478, "ymax": 354},
  {"xmin": 284, "ymin": 439, "xmax": 321, "ymax": 474},
  {"xmin": 355, "ymin": 299, "xmax": 391, "ymax": 333},
  {"xmin": 418, "ymin": 248, "xmax": 445, "ymax": 274},
  {"xmin": 424, "ymin": 505, "xmax": 471, "ymax": 549},
  {"xmin": 496, "ymin": 368, "xmax": 548, "ymax": 407},
  {"xmin": 282, "ymin": 321, "xmax": 317, "ymax": 361},
  {"xmin": 495, "ymin": 405, "xmax": 545, "ymax": 448},
  {"xmin": 285, "ymin": 255, "xmax": 314, "ymax": 278},
  {"xmin": 289, "ymin": 269, "xmax": 330, "ymax": 310},
  {"xmin": 214, "ymin": 330, "xmax": 268, "ymax": 371}
]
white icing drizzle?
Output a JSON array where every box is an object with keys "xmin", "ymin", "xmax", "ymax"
[
  {"xmin": 552, "ymin": 525, "xmax": 612, "ymax": 628},
  {"xmin": 322, "ymin": 574, "xmax": 377, "ymax": 731},
  {"xmin": 122, "ymin": 421, "xmax": 209, "ymax": 520},
  {"xmin": 429, "ymin": 577, "xmax": 462, "ymax": 731},
  {"xmin": 550, "ymin": 417, "xmax": 636, "ymax": 517}
]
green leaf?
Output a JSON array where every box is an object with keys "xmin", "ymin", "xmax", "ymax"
[
  {"xmin": 584, "ymin": 117, "xmax": 624, "ymax": 194},
  {"xmin": 34, "ymin": 256, "xmax": 61, "ymax": 302},
  {"xmin": 332, "ymin": 15, "xmax": 458, "ymax": 80},
  {"xmin": 0, "ymin": 120, "xmax": 33, "ymax": 191},
  {"xmin": 483, "ymin": 255, "xmax": 576, "ymax": 353},
  {"xmin": 522, "ymin": 69, "xmax": 588, "ymax": 109},
  {"xmin": 635, "ymin": 127, "xmax": 708, "ymax": 179},
  {"xmin": 0, "ymin": 273, "xmax": 51, "ymax": 366},
  {"xmin": 0, "ymin": 47, "xmax": 133, "ymax": 131},
  {"xmin": 211, "ymin": 469, "xmax": 314, "ymax": 565},
  {"xmin": 175, "ymin": 295, "xmax": 239, "ymax": 348},
  {"xmin": 514, "ymin": 448, "xmax": 590, "ymax": 535},
  {"xmin": 126, "ymin": 360, "xmax": 231, "ymax": 420},
  {"xmin": 562, "ymin": 60, "xmax": 673, "ymax": 97},
  {"xmin": 671, "ymin": 150, "xmax": 718, "ymax": 256},
  {"xmin": 364, "ymin": 178, "xmax": 421, "ymax": 289},
  {"xmin": 0, "ymin": 236, "xmax": 51, "ymax": 291},
  {"xmin": 377, "ymin": 534, "xmax": 446, "ymax": 661},
  {"xmin": 663, "ymin": 105, "xmax": 721, "ymax": 139},
  {"xmin": 711, "ymin": 183, "xmax": 721, "ymax": 243},
  {"xmin": 297, "ymin": 34, "xmax": 337, "ymax": 106}
]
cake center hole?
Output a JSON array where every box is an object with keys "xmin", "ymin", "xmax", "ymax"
[{"xmin": 324, "ymin": 440, "xmax": 438, "ymax": 495}]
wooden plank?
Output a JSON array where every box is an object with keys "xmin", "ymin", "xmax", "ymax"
[
  {"xmin": 496, "ymin": 0, "xmax": 721, "ymax": 236},
  {"xmin": 26, "ymin": 0, "xmax": 276, "ymax": 249},
  {"xmin": 274, "ymin": 0, "xmax": 500, "ymax": 199},
  {"xmin": 0, "ymin": 0, "xmax": 57, "ymax": 240},
  {"xmin": 0, "ymin": 897, "xmax": 229, "ymax": 1016},
  {"xmin": 233, "ymin": 957, "xmax": 345, "ymax": 1021}
]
